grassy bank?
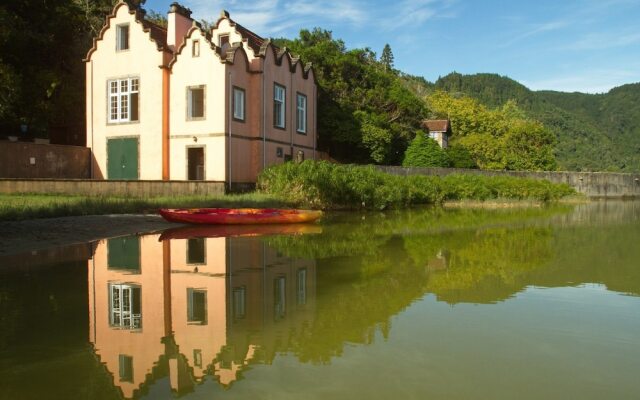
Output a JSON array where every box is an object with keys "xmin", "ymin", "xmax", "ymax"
[
  {"xmin": 0, "ymin": 193, "xmax": 291, "ymax": 221},
  {"xmin": 258, "ymin": 161, "xmax": 577, "ymax": 210}
]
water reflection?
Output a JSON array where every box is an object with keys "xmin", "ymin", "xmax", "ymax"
[
  {"xmin": 3, "ymin": 201, "xmax": 636, "ymax": 398},
  {"xmin": 89, "ymin": 233, "xmax": 316, "ymax": 398}
]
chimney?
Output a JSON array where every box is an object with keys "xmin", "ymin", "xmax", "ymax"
[{"xmin": 167, "ymin": 2, "xmax": 193, "ymax": 50}]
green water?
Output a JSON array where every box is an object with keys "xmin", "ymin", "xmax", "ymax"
[{"xmin": 1, "ymin": 201, "xmax": 639, "ymax": 399}]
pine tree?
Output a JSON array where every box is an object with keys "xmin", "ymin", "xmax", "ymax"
[{"xmin": 380, "ymin": 44, "xmax": 394, "ymax": 71}]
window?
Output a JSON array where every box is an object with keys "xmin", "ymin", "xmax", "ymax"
[
  {"xmin": 187, "ymin": 86, "xmax": 205, "ymax": 120},
  {"xmin": 116, "ymin": 24, "xmax": 129, "ymax": 51},
  {"xmin": 273, "ymin": 84, "xmax": 285, "ymax": 128},
  {"xmin": 219, "ymin": 34, "xmax": 230, "ymax": 52},
  {"xmin": 233, "ymin": 287, "xmax": 246, "ymax": 320},
  {"xmin": 233, "ymin": 87, "xmax": 245, "ymax": 121},
  {"xmin": 187, "ymin": 238, "xmax": 205, "ymax": 264},
  {"xmin": 107, "ymin": 236, "xmax": 140, "ymax": 272},
  {"xmin": 297, "ymin": 269, "xmax": 307, "ymax": 305},
  {"xmin": 109, "ymin": 284, "xmax": 142, "ymax": 330},
  {"xmin": 108, "ymin": 78, "xmax": 139, "ymax": 123},
  {"xmin": 276, "ymin": 147, "xmax": 283, "ymax": 158},
  {"xmin": 192, "ymin": 40, "xmax": 200, "ymax": 57},
  {"xmin": 296, "ymin": 150, "xmax": 304, "ymax": 163},
  {"xmin": 274, "ymin": 276, "xmax": 286, "ymax": 321},
  {"xmin": 193, "ymin": 350, "xmax": 202, "ymax": 368},
  {"xmin": 296, "ymin": 93, "xmax": 307, "ymax": 133},
  {"xmin": 119, "ymin": 355, "xmax": 134, "ymax": 382},
  {"xmin": 429, "ymin": 131, "xmax": 437, "ymax": 140},
  {"xmin": 187, "ymin": 288, "xmax": 207, "ymax": 325}
]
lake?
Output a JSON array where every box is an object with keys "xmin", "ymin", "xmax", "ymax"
[{"xmin": 1, "ymin": 201, "xmax": 639, "ymax": 399}]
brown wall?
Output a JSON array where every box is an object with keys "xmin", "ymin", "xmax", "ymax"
[
  {"xmin": 0, "ymin": 179, "xmax": 225, "ymax": 197},
  {"xmin": 378, "ymin": 166, "xmax": 640, "ymax": 199},
  {"xmin": 0, "ymin": 141, "xmax": 90, "ymax": 179}
]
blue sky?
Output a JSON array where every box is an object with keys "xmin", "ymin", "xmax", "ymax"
[{"xmin": 144, "ymin": 0, "xmax": 640, "ymax": 93}]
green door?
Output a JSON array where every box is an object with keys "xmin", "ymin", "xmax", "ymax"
[
  {"xmin": 107, "ymin": 236, "xmax": 141, "ymax": 271},
  {"xmin": 107, "ymin": 138, "xmax": 139, "ymax": 180}
]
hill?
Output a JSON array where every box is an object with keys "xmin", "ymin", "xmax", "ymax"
[{"xmin": 434, "ymin": 73, "xmax": 640, "ymax": 172}]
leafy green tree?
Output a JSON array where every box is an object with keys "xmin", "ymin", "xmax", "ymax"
[
  {"xmin": 402, "ymin": 132, "xmax": 450, "ymax": 167},
  {"xmin": 446, "ymin": 144, "xmax": 478, "ymax": 169},
  {"xmin": 380, "ymin": 43, "xmax": 394, "ymax": 71},
  {"xmin": 427, "ymin": 91, "xmax": 557, "ymax": 171},
  {"xmin": 274, "ymin": 29, "xmax": 427, "ymax": 164}
]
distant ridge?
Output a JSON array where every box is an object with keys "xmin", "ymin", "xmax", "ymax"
[{"xmin": 430, "ymin": 73, "xmax": 640, "ymax": 172}]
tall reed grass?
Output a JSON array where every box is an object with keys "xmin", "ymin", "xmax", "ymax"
[{"xmin": 257, "ymin": 161, "xmax": 576, "ymax": 210}]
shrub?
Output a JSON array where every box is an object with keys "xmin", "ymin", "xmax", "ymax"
[
  {"xmin": 258, "ymin": 161, "xmax": 576, "ymax": 210},
  {"xmin": 402, "ymin": 133, "xmax": 450, "ymax": 168}
]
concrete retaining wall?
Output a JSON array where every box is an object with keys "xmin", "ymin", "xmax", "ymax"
[
  {"xmin": 377, "ymin": 166, "xmax": 640, "ymax": 198},
  {"xmin": 0, "ymin": 141, "xmax": 90, "ymax": 179},
  {"xmin": 0, "ymin": 179, "xmax": 225, "ymax": 197}
]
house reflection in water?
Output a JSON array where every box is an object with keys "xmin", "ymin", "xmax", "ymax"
[{"xmin": 88, "ymin": 233, "xmax": 316, "ymax": 398}]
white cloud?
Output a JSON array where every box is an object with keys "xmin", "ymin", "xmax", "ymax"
[
  {"xmin": 522, "ymin": 67, "xmax": 640, "ymax": 93},
  {"xmin": 501, "ymin": 20, "xmax": 568, "ymax": 47},
  {"xmin": 567, "ymin": 31, "xmax": 640, "ymax": 51}
]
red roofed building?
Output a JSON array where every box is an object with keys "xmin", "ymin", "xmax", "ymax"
[{"xmin": 421, "ymin": 119, "xmax": 451, "ymax": 149}]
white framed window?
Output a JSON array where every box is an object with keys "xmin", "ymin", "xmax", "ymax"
[
  {"xmin": 192, "ymin": 40, "xmax": 200, "ymax": 57},
  {"xmin": 296, "ymin": 93, "xmax": 307, "ymax": 134},
  {"xmin": 274, "ymin": 276, "xmax": 286, "ymax": 321},
  {"xmin": 274, "ymin": 83, "xmax": 285, "ymax": 129},
  {"xmin": 109, "ymin": 283, "xmax": 141, "ymax": 330},
  {"xmin": 187, "ymin": 288, "xmax": 207, "ymax": 325},
  {"xmin": 108, "ymin": 77, "xmax": 139, "ymax": 123},
  {"xmin": 219, "ymin": 34, "xmax": 230, "ymax": 52},
  {"xmin": 297, "ymin": 269, "xmax": 307, "ymax": 305},
  {"xmin": 116, "ymin": 24, "xmax": 129, "ymax": 51},
  {"xmin": 187, "ymin": 86, "xmax": 205, "ymax": 120},
  {"xmin": 233, "ymin": 86, "xmax": 245, "ymax": 121}
]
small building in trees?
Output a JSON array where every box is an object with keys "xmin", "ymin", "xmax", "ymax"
[
  {"xmin": 422, "ymin": 119, "xmax": 451, "ymax": 149},
  {"xmin": 84, "ymin": 1, "xmax": 317, "ymax": 184}
]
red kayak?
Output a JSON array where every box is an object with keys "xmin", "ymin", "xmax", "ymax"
[{"xmin": 159, "ymin": 208, "xmax": 323, "ymax": 225}]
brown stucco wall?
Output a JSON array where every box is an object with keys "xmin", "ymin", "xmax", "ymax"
[
  {"xmin": 378, "ymin": 166, "xmax": 640, "ymax": 198},
  {"xmin": 0, "ymin": 141, "xmax": 90, "ymax": 179},
  {"xmin": 0, "ymin": 179, "xmax": 225, "ymax": 197}
]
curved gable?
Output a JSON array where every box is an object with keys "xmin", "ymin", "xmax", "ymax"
[
  {"xmin": 168, "ymin": 25, "xmax": 219, "ymax": 69},
  {"xmin": 84, "ymin": 1, "xmax": 170, "ymax": 62}
]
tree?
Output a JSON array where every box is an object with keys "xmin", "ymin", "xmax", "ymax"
[
  {"xmin": 402, "ymin": 132, "xmax": 450, "ymax": 167},
  {"xmin": 380, "ymin": 44, "xmax": 394, "ymax": 71},
  {"xmin": 446, "ymin": 144, "xmax": 478, "ymax": 169},
  {"xmin": 274, "ymin": 29, "xmax": 427, "ymax": 164}
]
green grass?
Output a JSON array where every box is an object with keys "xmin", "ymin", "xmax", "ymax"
[
  {"xmin": 258, "ymin": 161, "xmax": 577, "ymax": 210},
  {"xmin": 0, "ymin": 193, "xmax": 291, "ymax": 221}
]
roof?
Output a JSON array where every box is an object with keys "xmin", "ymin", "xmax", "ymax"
[
  {"xmin": 215, "ymin": 10, "xmax": 269, "ymax": 55},
  {"xmin": 422, "ymin": 120, "xmax": 450, "ymax": 132},
  {"xmin": 234, "ymin": 22, "xmax": 266, "ymax": 54},
  {"xmin": 141, "ymin": 18, "xmax": 168, "ymax": 50}
]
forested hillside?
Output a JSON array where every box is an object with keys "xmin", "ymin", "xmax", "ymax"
[{"xmin": 434, "ymin": 73, "xmax": 640, "ymax": 172}]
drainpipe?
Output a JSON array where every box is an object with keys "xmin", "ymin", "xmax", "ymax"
[
  {"xmin": 162, "ymin": 66, "xmax": 170, "ymax": 180},
  {"xmin": 313, "ymin": 84, "xmax": 317, "ymax": 160},
  {"xmin": 90, "ymin": 60, "xmax": 94, "ymax": 178},
  {"xmin": 290, "ymin": 65, "xmax": 294, "ymax": 157},
  {"xmin": 228, "ymin": 70, "xmax": 232, "ymax": 190},
  {"xmin": 262, "ymin": 62, "xmax": 266, "ymax": 170}
]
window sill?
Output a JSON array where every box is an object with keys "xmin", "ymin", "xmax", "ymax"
[
  {"xmin": 232, "ymin": 117, "xmax": 246, "ymax": 123},
  {"xmin": 274, "ymin": 125, "xmax": 286, "ymax": 131},
  {"xmin": 106, "ymin": 120, "xmax": 140, "ymax": 126}
]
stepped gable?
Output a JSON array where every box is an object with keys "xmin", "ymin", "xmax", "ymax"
[{"xmin": 84, "ymin": 1, "xmax": 170, "ymax": 62}]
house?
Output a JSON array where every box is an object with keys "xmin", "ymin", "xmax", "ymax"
[
  {"xmin": 85, "ymin": 1, "xmax": 317, "ymax": 184},
  {"xmin": 422, "ymin": 119, "xmax": 451, "ymax": 149}
]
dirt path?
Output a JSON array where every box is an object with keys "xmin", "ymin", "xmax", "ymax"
[{"xmin": 0, "ymin": 214, "xmax": 184, "ymax": 257}]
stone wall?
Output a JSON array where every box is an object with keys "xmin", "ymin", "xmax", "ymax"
[
  {"xmin": 0, "ymin": 179, "xmax": 225, "ymax": 197},
  {"xmin": 377, "ymin": 166, "xmax": 640, "ymax": 199},
  {"xmin": 0, "ymin": 141, "xmax": 90, "ymax": 179}
]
